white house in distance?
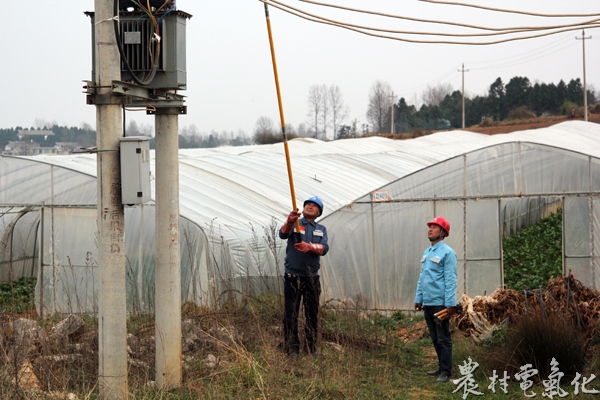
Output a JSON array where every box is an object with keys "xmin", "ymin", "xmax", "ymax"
[{"xmin": 3, "ymin": 130, "xmax": 78, "ymax": 156}]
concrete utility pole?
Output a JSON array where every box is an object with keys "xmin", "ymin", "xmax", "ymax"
[
  {"xmin": 576, "ymin": 30, "xmax": 592, "ymax": 121},
  {"xmin": 94, "ymin": 0, "xmax": 128, "ymax": 398},
  {"xmin": 458, "ymin": 63, "xmax": 469, "ymax": 129},
  {"xmin": 154, "ymin": 109, "xmax": 182, "ymax": 389}
]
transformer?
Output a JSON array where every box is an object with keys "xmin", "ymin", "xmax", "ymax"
[
  {"xmin": 119, "ymin": 0, "xmax": 175, "ymax": 11},
  {"xmin": 86, "ymin": 6, "xmax": 191, "ymax": 90}
]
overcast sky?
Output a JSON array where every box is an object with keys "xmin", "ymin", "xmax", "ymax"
[{"xmin": 1, "ymin": 0, "xmax": 599, "ymax": 138}]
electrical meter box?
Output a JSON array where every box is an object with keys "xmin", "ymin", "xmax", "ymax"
[{"xmin": 120, "ymin": 136, "xmax": 152, "ymax": 205}]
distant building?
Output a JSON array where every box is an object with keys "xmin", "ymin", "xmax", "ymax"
[
  {"xmin": 17, "ymin": 129, "xmax": 55, "ymax": 141},
  {"xmin": 2, "ymin": 131, "xmax": 79, "ymax": 156},
  {"xmin": 54, "ymin": 142, "xmax": 79, "ymax": 154},
  {"xmin": 3, "ymin": 141, "xmax": 57, "ymax": 156}
]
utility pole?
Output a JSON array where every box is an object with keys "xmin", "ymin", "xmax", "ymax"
[
  {"xmin": 390, "ymin": 92, "xmax": 395, "ymax": 135},
  {"xmin": 576, "ymin": 30, "xmax": 592, "ymax": 121},
  {"xmin": 94, "ymin": 0, "xmax": 128, "ymax": 398},
  {"xmin": 154, "ymin": 108, "xmax": 182, "ymax": 389},
  {"xmin": 86, "ymin": 2, "xmax": 189, "ymax": 395},
  {"xmin": 458, "ymin": 63, "xmax": 469, "ymax": 129}
]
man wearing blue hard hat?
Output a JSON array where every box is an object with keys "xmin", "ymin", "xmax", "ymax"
[{"xmin": 279, "ymin": 195, "xmax": 329, "ymax": 361}]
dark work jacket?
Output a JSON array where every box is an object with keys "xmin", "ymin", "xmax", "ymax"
[{"xmin": 279, "ymin": 217, "xmax": 329, "ymax": 277}]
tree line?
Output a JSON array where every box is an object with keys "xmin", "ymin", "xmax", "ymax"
[
  {"xmin": 363, "ymin": 76, "xmax": 597, "ymax": 135},
  {"xmin": 3, "ymin": 75, "xmax": 596, "ymax": 150},
  {"xmin": 0, "ymin": 121, "xmax": 252, "ymax": 151}
]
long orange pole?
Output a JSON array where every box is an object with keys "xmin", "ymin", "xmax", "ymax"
[{"xmin": 263, "ymin": 1, "xmax": 301, "ymax": 236}]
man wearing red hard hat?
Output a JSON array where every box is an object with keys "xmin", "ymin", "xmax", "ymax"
[{"xmin": 414, "ymin": 216, "xmax": 458, "ymax": 383}]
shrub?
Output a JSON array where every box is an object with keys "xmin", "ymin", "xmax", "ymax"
[
  {"xmin": 503, "ymin": 311, "xmax": 587, "ymax": 379},
  {"xmin": 506, "ymin": 106, "xmax": 536, "ymax": 120},
  {"xmin": 589, "ymin": 103, "xmax": 600, "ymax": 114},
  {"xmin": 253, "ymin": 131, "xmax": 298, "ymax": 144},
  {"xmin": 479, "ymin": 117, "xmax": 494, "ymax": 127},
  {"xmin": 561, "ymin": 101, "xmax": 584, "ymax": 118}
]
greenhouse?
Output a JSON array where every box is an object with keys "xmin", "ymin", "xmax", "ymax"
[{"xmin": 1, "ymin": 120, "xmax": 599, "ymax": 314}]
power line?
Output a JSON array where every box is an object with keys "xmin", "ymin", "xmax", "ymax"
[
  {"xmin": 263, "ymin": 0, "xmax": 600, "ymax": 45},
  {"xmin": 466, "ymin": 34, "xmax": 574, "ymax": 66},
  {"xmin": 419, "ymin": 0, "xmax": 600, "ymax": 18},
  {"xmin": 298, "ymin": 0, "xmax": 600, "ymax": 32},
  {"xmin": 469, "ymin": 39, "xmax": 578, "ymax": 71}
]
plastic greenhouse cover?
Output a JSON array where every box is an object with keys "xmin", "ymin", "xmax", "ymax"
[{"xmin": 2, "ymin": 120, "xmax": 600, "ymax": 311}]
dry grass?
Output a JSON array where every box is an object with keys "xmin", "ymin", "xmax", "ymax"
[{"xmin": 1, "ymin": 294, "xmax": 600, "ymax": 399}]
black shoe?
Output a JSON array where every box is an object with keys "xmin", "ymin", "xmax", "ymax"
[
  {"xmin": 437, "ymin": 374, "xmax": 450, "ymax": 382},
  {"xmin": 426, "ymin": 369, "xmax": 440, "ymax": 376}
]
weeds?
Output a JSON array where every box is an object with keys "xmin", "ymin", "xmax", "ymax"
[{"xmin": 2, "ymin": 296, "xmax": 600, "ymax": 399}]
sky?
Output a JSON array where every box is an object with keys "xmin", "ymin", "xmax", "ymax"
[{"xmin": 1, "ymin": 0, "xmax": 599, "ymax": 139}]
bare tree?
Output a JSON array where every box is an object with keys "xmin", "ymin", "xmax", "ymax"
[
  {"xmin": 421, "ymin": 83, "xmax": 453, "ymax": 106},
  {"xmin": 306, "ymin": 84, "xmax": 326, "ymax": 139},
  {"xmin": 138, "ymin": 122, "xmax": 154, "ymax": 137},
  {"xmin": 367, "ymin": 80, "xmax": 393, "ymax": 133},
  {"xmin": 126, "ymin": 120, "xmax": 141, "ymax": 136},
  {"xmin": 255, "ymin": 116, "xmax": 275, "ymax": 135},
  {"xmin": 321, "ymin": 84, "xmax": 330, "ymax": 139},
  {"xmin": 253, "ymin": 116, "xmax": 286, "ymax": 145},
  {"xmin": 328, "ymin": 85, "xmax": 349, "ymax": 140},
  {"xmin": 296, "ymin": 123, "xmax": 309, "ymax": 137},
  {"xmin": 34, "ymin": 118, "xmax": 57, "ymax": 129}
]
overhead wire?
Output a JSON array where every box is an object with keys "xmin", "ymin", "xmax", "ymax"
[
  {"xmin": 296, "ymin": 0, "xmax": 600, "ymax": 33},
  {"xmin": 264, "ymin": 0, "xmax": 600, "ymax": 45},
  {"xmin": 259, "ymin": 0, "xmax": 600, "ymax": 46},
  {"xmin": 469, "ymin": 39, "xmax": 579, "ymax": 72},
  {"xmin": 271, "ymin": 0, "xmax": 600, "ymax": 39},
  {"xmin": 395, "ymin": 67, "xmax": 461, "ymax": 97},
  {"xmin": 418, "ymin": 0, "xmax": 600, "ymax": 18},
  {"xmin": 466, "ymin": 34, "xmax": 574, "ymax": 66}
]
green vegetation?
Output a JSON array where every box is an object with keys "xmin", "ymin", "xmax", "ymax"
[
  {"xmin": 0, "ymin": 277, "xmax": 36, "ymax": 313},
  {"xmin": 503, "ymin": 209, "xmax": 562, "ymax": 290}
]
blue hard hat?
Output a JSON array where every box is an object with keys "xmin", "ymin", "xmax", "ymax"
[{"xmin": 304, "ymin": 196, "xmax": 324, "ymax": 216}]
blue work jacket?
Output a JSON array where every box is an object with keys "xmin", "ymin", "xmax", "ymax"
[
  {"xmin": 414, "ymin": 240, "xmax": 458, "ymax": 307},
  {"xmin": 279, "ymin": 217, "xmax": 329, "ymax": 277}
]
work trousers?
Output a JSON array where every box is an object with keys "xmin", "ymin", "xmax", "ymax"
[
  {"xmin": 283, "ymin": 274, "xmax": 321, "ymax": 355},
  {"xmin": 424, "ymin": 305, "xmax": 453, "ymax": 376}
]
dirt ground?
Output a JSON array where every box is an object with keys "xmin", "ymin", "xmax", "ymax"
[{"xmin": 466, "ymin": 114, "xmax": 600, "ymax": 135}]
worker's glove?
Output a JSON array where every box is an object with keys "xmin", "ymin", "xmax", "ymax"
[
  {"xmin": 445, "ymin": 306, "xmax": 457, "ymax": 317},
  {"xmin": 414, "ymin": 303, "xmax": 422, "ymax": 311},
  {"xmin": 294, "ymin": 241, "xmax": 313, "ymax": 253},
  {"xmin": 286, "ymin": 210, "xmax": 301, "ymax": 225}
]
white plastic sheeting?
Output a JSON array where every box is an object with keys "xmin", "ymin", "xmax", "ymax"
[{"xmin": 1, "ymin": 120, "xmax": 599, "ymax": 313}]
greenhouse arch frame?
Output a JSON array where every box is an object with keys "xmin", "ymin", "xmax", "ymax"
[{"xmin": 320, "ymin": 139, "xmax": 600, "ymax": 310}]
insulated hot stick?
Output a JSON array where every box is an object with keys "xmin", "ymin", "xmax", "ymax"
[
  {"xmin": 434, "ymin": 309, "xmax": 449, "ymax": 323},
  {"xmin": 263, "ymin": 1, "xmax": 302, "ymax": 242}
]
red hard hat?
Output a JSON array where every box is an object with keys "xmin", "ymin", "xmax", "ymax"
[{"xmin": 427, "ymin": 216, "xmax": 450, "ymax": 236}]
